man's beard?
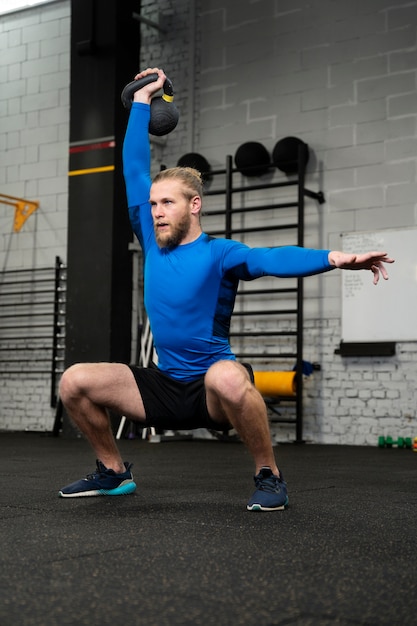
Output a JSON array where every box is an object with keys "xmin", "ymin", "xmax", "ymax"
[{"xmin": 154, "ymin": 213, "xmax": 191, "ymax": 249}]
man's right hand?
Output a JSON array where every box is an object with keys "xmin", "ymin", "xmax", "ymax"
[{"xmin": 132, "ymin": 67, "xmax": 166, "ymax": 105}]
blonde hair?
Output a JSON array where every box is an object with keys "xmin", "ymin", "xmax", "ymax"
[{"xmin": 152, "ymin": 166, "xmax": 204, "ymax": 200}]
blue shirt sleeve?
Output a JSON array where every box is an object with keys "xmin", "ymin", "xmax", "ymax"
[
  {"xmin": 219, "ymin": 240, "xmax": 333, "ymax": 279},
  {"xmin": 122, "ymin": 102, "xmax": 153, "ymax": 246}
]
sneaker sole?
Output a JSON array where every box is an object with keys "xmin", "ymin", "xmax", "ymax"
[
  {"xmin": 247, "ymin": 497, "xmax": 289, "ymax": 512},
  {"xmin": 59, "ymin": 481, "xmax": 137, "ymax": 498}
]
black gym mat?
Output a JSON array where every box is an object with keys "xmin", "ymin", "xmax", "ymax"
[{"xmin": 0, "ymin": 432, "xmax": 416, "ymax": 626}]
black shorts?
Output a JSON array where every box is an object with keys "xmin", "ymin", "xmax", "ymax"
[{"xmin": 128, "ymin": 363, "xmax": 253, "ymax": 431}]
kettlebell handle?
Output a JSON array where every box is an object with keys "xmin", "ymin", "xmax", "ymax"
[{"xmin": 121, "ymin": 73, "xmax": 175, "ymax": 110}]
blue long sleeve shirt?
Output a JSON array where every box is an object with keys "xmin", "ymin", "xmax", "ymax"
[{"xmin": 123, "ymin": 102, "xmax": 333, "ymax": 381}]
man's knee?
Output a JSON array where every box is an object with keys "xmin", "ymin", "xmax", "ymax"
[
  {"xmin": 206, "ymin": 360, "xmax": 252, "ymax": 404},
  {"xmin": 59, "ymin": 363, "xmax": 89, "ymax": 403}
]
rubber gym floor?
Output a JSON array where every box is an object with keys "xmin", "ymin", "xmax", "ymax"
[{"xmin": 0, "ymin": 431, "xmax": 416, "ymax": 626}]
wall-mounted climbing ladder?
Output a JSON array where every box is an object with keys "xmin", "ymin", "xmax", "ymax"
[
  {"xmin": 203, "ymin": 150, "xmax": 324, "ymax": 442},
  {"xmin": 0, "ymin": 256, "xmax": 66, "ymax": 409}
]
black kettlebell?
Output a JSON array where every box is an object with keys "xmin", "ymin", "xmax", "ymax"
[{"xmin": 121, "ymin": 73, "xmax": 179, "ymax": 137}]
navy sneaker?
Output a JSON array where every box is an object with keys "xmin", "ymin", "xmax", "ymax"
[
  {"xmin": 247, "ymin": 466, "xmax": 289, "ymax": 511},
  {"xmin": 59, "ymin": 460, "xmax": 136, "ymax": 498}
]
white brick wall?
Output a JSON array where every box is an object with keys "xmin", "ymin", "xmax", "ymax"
[
  {"xmin": 0, "ymin": 0, "xmax": 69, "ymax": 271},
  {"xmin": 140, "ymin": 0, "xmax": 417, "ymax": 445},
  {"xmin": 1, "ymin": 0, "xmax": 416, "ymax": 443},
  {"xmin": 0, "ymin": 0, "xmax": 70, "ymax": 431}
]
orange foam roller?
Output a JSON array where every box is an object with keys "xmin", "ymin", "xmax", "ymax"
[{"xmin": 253, "ymin": 371, "xmax": 296, "ymax": 397}]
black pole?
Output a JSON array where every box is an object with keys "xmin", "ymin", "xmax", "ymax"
[
  {"xmin": 62, "ymin": 0, "xmax": 140, "ymax": 436},
  {"xmin": 225, "ymin": 155, "xmax": 233, "ymax": 239},
  {"xmin": 295, "ymin": 143, "xmax": 306, "ymax": 443},
  {"xmin": 50, "ymin": 256, "xmax": 62, "ymax": 409}
]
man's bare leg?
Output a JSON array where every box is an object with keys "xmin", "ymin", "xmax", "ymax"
[
  {"xmin": 204, "ymin": 360, "xmax": 279, "ymax": 475},
  {"xmin": 59, "ymin": 362, "xmax": 146, "ymax": 473}
]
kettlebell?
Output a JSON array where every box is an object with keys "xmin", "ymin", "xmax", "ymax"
[{"xmin": 121, "ymin": 73, "xmax": 179, "ymax": 137}]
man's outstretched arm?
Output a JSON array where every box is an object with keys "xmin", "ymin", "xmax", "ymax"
[{"xmin": 225, "ymin": 243, "xmax": 394, "ymax": 284}]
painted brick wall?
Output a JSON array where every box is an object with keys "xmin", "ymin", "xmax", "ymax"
[
  {"xmin": 0, "ymin": 0, "xmax": 70, "ymax": 431},
  {"xmin": 0, "ymin": 0, "xmax": 70, "ymax": 269},
  {"xmin": 140, "ymin": 0, "xmax": 417, "ymax": 445},
  {"xmin": 1, "ymin": 0, "xmax": 417, "ymax": 444}
]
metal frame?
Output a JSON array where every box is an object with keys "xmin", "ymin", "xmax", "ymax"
[
  {"xmin": 204, "ymin": 150, "xmax": 324, "ymax": 442},
  {"xmin": 0, "ymin": 256, "xmax": 66, "ymax": 410}
]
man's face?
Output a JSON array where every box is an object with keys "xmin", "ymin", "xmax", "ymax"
[{"xmin": 150, "ymin": 180, "xmax": 193, "ymax": 248}]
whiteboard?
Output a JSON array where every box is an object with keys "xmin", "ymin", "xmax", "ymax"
[{"xmin": 341, "ymin": 228, "xmax": 417, "ymax": 342}]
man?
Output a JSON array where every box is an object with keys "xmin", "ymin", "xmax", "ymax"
[{"xmin": 58, "ymin": 68, "xmax": 394, "ymax": 511}]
